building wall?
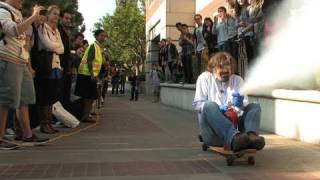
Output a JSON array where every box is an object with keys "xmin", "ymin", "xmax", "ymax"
[
  {"xmin": 196, "ymin": 0, "xmax": 226, "ymax": 18},
  {"xmin": 145, "ymin": 0, "xmax": 195, "ymax": 95},
  {"xmin": 145, "ymin": 0, "xmax": 226, "ymax": 95}
]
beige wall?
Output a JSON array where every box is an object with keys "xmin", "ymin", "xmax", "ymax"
[
  {"xmin": 145, "ymin": 0, "xmax": 225, "ymax": 94},
  {"xmin": 145, "ymin": 0, "xmax": 195, "ymax": 95}
]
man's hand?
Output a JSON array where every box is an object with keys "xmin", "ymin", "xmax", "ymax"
[
  {"xmin": 219, "ymin": 105, "xmax": 228, "ymax": 113},
  {"xmin": 32, "ymin": 5, "xmax": 43, "ymax": 18},
  {"xmin": 91, "ymin": 75, "xmax": 98, "ymax": 82},
  {"xmin": 214, "ymin": 16, "xmax": 218, "ymax": 23},
  {"xmin": 76, "ymin": 47, "xmax": 84, "ymax": 56},
  {"xmin": 232, "ymin": 93, "xmax": 244, "ymax": 107}
]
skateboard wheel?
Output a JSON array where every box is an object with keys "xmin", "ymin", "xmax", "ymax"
[
  {"xmin": 202, "ymin": 143, "xmax": 208, "ymax": 151},
  {"xmin": 198, "ymin": 135, "xmax": 203, "ymax": 142},
  {"xmin": 226, "ymin": 156, "xmax": 234, "ymax": 166},
  {"xmin": 248, "ymin": 156, "xmax": 255, "ymax": 165}
]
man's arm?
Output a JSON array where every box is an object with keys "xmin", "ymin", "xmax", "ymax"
[
  {"xmin": 192, "ymin": 74, "xmax": 209, "ymax": 112},
  {"xmin": 185, "ymin": 33, "xmax": 194, "ymax": 45},
  {"xmin": 16, "ymin": 6, "xmax": 43, "ymax": 36}
]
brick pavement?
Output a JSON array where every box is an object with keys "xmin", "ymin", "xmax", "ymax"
[{"xmin": 0, "ymin": 95, "xmax": 320, "ymax": 179}]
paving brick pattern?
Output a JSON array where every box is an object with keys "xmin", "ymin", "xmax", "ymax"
[
  {"xmin": 1, "ymin": 96, "xmax": 320, "ymax": 180},
  {"xmin": 230, "ymin": 172, "xmax": 320, "ymax": 180},
  {"xmin": 0, "ymin": 160, "xmax": 219, "ymax": 179}
]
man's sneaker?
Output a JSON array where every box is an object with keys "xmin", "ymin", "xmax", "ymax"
[
  {"xmin": 90, "ymin": 112, "xmax": 98, "ymax": 116},
  {"xmin": 231, "ymin": 133, "xmax": 250, "ymax": 152},
  {"xmin": 82, "ymin": 116, "xmax": 96, "ymax": 123},
  {"xmin": 22, "ymin": 134, "xmax": 49, "ymax": 146},
  {"xmin": 5, "ymin": 128, "xmax": 15, "ymax": 136},
  {"xmin": 0, "ymin": 140, "xmax": 17, "ymax": 150},
  {"xmin": 248, "ymin": 135, "xmax": 265, "ymax": 150}
]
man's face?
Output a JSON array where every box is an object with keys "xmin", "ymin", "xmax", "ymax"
[
  {"xmin": 97, "ymin": 32, "xmax": 107, "ymax": 43},
  {"xmin": 218, "ymin": 9, "xmax": 227, "ymax": 19},
  {"xmin": 74, "ymin": 36, "xmax": 84, "ymax": 47},
  {"xmin": 159, "ymin": 40, "xmax": 165, "ymax": 47},
  {"xmin": 176, "ymin": 25, "xmax": 182, "ymax": 32},
  {"xmin": 36, "ymin": 15, "xmax": 46, "ymax": 25},
  {"xmin": 166, "ymin": 39, "xmax": 171, "ymax": 45},
  {"xmin": 194, "ymin": 15, "xmax": 202, "ymax": 25},
  {"xmin": 213, "ymin": 65, "xmax": 232, "ymax": 82},
  {"xmin": 182, "ymin": 26, "xmax": 188, "ymax": 33},
  {"xmin": 61, "ymin": 13, "xmax": 72, "ymax": 27}
]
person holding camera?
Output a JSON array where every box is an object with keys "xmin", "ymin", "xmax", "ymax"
[
  {"xmin": 0, "ymin": 0, "xmax": 49, "ymax": 150},
  {"xmin": 192, "ymin": 52, "xmax": 265, "ymax": 152}
]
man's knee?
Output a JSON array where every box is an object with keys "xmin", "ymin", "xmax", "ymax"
[{"xmin": 203, "ymin": 101, "xmax": 219, "ymax": 113}]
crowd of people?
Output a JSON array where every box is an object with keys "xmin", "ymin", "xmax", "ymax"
[
  {"xmin": 0, "ymin": 0, "xmax": 276, "ymax": 153},
  {"xmin": 0, "ymin": 0, "xmax": 121, "ymax": 150},
  {"xmin": 156, "ymin": 0, "xmax": 266, "ymax": 85}
]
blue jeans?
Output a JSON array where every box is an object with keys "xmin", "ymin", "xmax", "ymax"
[{"xmin": 198, "ymin": 101, "xmax": 261, "ymax": 147}]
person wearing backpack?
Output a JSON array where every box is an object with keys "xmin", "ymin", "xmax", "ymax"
[{"xmin": 0, "ymin": 0, "xmax": 49, "ymax": 150}]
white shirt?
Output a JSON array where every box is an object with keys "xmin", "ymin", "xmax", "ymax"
[
  {"xmin": 38, "ymin": 23, "xmax": 64, "ymax": 69},
  {"xmin": 192, "ymin": 71, "xmax": 247, "ymax": 112}
]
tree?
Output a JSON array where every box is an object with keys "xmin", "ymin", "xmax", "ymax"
[
  {"xmin": 22, "ymin": 0, "xmax": 84, "ymax": 31},
  {"xmin": 97, "ymin": 0, "xmax": 146, "ymax": 73}
]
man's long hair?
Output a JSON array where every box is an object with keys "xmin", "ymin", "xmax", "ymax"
[{"xmin": 207, "ymin": 52, "xmax": 235, "ymax": 73}]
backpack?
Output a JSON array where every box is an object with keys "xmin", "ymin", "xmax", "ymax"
[{"xmin": 0, "ymin": 6, "xmax": 15, "ymax": 45}]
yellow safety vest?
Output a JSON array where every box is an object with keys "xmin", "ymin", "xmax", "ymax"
[{"xmin": 78, "ymin": 42, "xmax": 103, "ymax": 77}]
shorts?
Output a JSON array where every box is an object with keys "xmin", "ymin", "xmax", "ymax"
[{"xmin": 0, "ymin": 60, "xmax": 35, "ymax": 109}]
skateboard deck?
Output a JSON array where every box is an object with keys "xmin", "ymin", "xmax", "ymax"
[{"xmin": 209, "ymin": 146, "xmax": 257, "ymax": 166}]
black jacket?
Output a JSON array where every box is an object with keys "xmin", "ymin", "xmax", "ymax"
[
  {"xmin": 58, "ymin": 24, "xmax": 71, "ymax": 74},
  {"xmin": 168, "ymin": 43, "xmax": 178, "ymax": 60}
]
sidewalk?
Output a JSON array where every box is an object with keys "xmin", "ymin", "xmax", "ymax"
[{"xmin": 0, "ymin": 95, "xmax": 320, "ymax": 179}]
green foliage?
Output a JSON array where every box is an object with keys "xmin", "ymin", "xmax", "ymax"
[
  {"xmin": 22, "ymin": 0, "xmax": 84, "ymax": 30},
  {"xmin": 97, "ymin": 0, "xmax": 146, "ymax": 73}
]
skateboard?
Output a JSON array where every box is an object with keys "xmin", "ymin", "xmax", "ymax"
[
  {"xmin": 209, "ymin": 146, "xmax": 256, "ymax": 166},
  {"xmin": 199, "ymin": 136, "xmax": 256, "ymax": 166}
]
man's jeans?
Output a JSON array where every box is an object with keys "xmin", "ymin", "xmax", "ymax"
[
  {"xmin": 198, "ymin": 101, "xmax": 261, "ymax": 147},
  {"xmin": 196, "ymin": 51, "xmax": 202, "ymax": 77}
]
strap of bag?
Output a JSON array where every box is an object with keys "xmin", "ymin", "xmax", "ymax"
[{"xmin": 0, "ymin": 6, "xmax": 15, "ymax": 45}]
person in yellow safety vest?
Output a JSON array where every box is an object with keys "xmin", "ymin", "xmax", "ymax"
[{"xmin": 74, "ymin": 29, "xmax": 107, "ymax": 122}]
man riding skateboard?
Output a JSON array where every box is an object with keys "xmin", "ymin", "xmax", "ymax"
[{"xmin": 193, "ymin": 52, "xmax": 265, "ymax": 152}]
